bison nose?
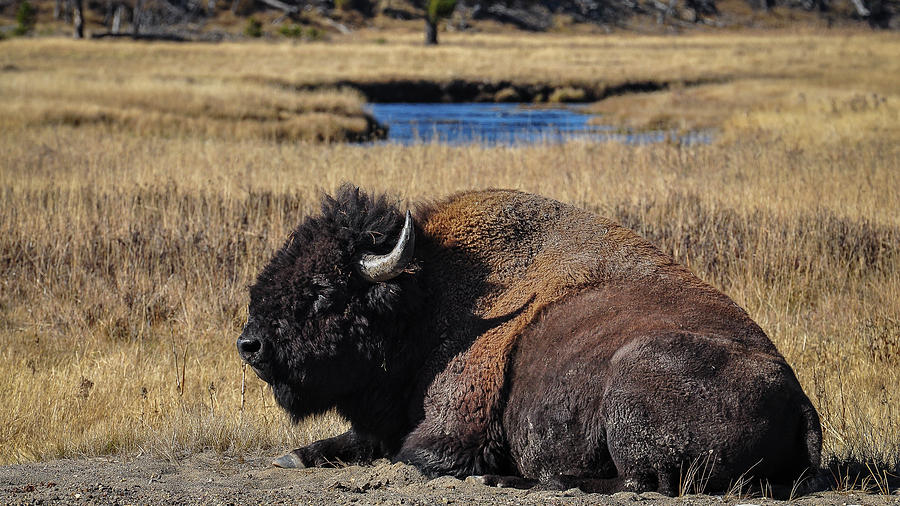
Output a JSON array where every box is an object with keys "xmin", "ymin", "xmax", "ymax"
[{"xmin": 237, "ymin": 335, "xmax": 263, "ymax": 364}]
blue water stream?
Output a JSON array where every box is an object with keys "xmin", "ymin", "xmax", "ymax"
[{"xmin": 366, "ymin": 103, "xmax": 711, "ymax": 146}]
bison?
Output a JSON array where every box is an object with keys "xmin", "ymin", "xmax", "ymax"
[{"xmin": 237, "ymin": 185, "xmax": 821, "ymax": 496}]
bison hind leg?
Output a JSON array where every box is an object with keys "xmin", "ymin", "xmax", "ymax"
[
  {"xmin": 468, "ymin": 473, "xmax": 662, "ymax": 495},
  {"xmin": 541, "ymin": 473, "xmax": 664, "ymax": 495},
  {"xmin": 467, "ymin": 473, "xmax": 658, "ymax": 495}
]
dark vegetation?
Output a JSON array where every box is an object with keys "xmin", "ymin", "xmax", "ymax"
[
  {"xmin": 1, "ymin": 0, "xmax": 897, "ymax": 44},
  {"xmin": 287, "ymin": 78, "xmax": 695, "ymax": 103},
  {"xmin": 13, "ymin": 0, "xmax": 36, "ymax": 34}
]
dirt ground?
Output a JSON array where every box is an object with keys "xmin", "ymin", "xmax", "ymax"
[{"xmin": 1, "ymin": 454, "xmax": 898, "ymax": 505}]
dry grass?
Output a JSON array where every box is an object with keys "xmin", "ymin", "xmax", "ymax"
[
  {"xmin": 1, "ymin": 33, "xmax": 899, "ymax": 492},
  {"xmin": 584, "ymin": 32, "xmax": 900, "ymax": 132},
  {"xmin": 0, "ymin": 44, "xmax": 376, "ymax": 142}
]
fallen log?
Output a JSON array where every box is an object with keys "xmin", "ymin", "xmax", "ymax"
[{"xmin": 255, "ymin": 0, "xmax": 298, "ymax": 14}]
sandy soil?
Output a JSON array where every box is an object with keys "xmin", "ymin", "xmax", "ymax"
[{"xmin": 1, "ymin": 454, "xmax": 898, "ymax": 505}]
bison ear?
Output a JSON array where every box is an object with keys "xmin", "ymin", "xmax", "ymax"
[{"xmin": 357, "ymin": 210, "xmax": 415, "ymax": 283}]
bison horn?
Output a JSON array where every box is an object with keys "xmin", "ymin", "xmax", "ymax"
[{"xmin": 357, "ymin": 210, "xmax": 416, "ymax": 282}]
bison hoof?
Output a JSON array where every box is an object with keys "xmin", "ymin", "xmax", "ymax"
[
  {"xmin": 466, "ymin": 475, "xmax": 535, "ymax": 489},
  {"xmin": 466, "ymin": 476, "xmax": 488, "ymax": 486},
  {"xmin": 272, "ymin": 451, "xmax": 307, "ymax": 469}
]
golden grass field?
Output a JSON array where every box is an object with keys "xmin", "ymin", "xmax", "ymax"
[{"xmin": 1, "ymin": 31, "xmax": 899, "ymax": 491}]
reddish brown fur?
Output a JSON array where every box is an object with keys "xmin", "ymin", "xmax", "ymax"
[
  {"xmin": 409, "ymin": 190, "xmax": 730, "ymax": 453},
  {"xmin": 400, "ymin": 190, "xmax": 818, "ymax": 490}
]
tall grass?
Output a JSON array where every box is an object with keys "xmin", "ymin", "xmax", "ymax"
[
  {"xmin": 2, "ymin": 130, "xmax": 897, "ymax": 469},
  {"xmin": 0, "ymin": 34, "xmax": 898, "ymax": 491}
]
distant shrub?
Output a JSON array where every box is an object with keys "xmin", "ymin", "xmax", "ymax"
[
  {"xmin": 14, "ymin": 0, "xmax": 37, "ymax": 36},
  {"xmin": 244, "ymin": 17, "xmax": 263, "ymax": 38},
  {"xmin": 278, "ymin": 23, "xmax": 303, "ymax": 38},
  {"xmin": 548, "ymin": 87, "xmax": 587, "ymax": 103},
  {"xmin": 334, "ymin": 0, "xmax": 350, "ymax": 10},
  {"xmin": 494, "ymin": 87, "xmax": 521, "ymax": 102},
  {"xmin": 306, "ymin": 27, "xmax": 323, "ymax": 40}
]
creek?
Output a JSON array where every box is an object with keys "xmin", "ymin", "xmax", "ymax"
[{"xmin": 366, "ymin": 103, "xmax": 712, "ymax": 146}]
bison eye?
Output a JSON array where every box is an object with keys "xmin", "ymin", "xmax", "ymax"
[{"xmin": 307, "ymin": 275, "xmax": 348, "ymax": 316}]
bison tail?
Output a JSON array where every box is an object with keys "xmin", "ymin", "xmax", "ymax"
[
  {"xmin": 801, "ymin": 399, "xmax": 822, "ymax": 470},
  {"xmin": 794, "ymin": 396, "xmax": 825, "ymax": 495}
]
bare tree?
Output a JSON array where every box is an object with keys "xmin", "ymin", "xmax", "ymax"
[
  {"xmin": 112, "ymin": 4, "xmax": 125, "ymax": 32},
  {"xmin": 849, "ymin": 0, "xmax": 870, "ymax": 15},
  {"xmin": 73, "ymin": 0, "xmax": 84, "ymax": 37},
  {"xmin": 133, "ymin": 0, "xmax": 145, "ymax": 36},
  {"xmin": 61, "ymin": 0, "xmax": 73, "ymax": 21}
]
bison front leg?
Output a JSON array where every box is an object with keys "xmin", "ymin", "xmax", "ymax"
[
  {"xmin": 466, "ymin": 475, "xmax": 537, "ymax": 489},
  {"xmin": 272, "ymin": 429, "xmax": 386, "ymax": 468}
]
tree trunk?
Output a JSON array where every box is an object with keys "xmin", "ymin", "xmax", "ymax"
[
  {"xmin": 255, "ymin": 0, "xmax": 298, "ymax": 13},
  {"xmin": 133, "ymin": 0, "xmax": 144, "ymax": 37},
  {"xmin": 849, "ymin": 0, "xmax": 870, "ymax": 15},
  {"xmin": 112, "ymin": 4, "xmax": 124, "ymax": 33},
  {"xmin": 425, "ymin": 18, "xmax": 438, "ymax": 45},
  {"xmin": 73, "ymin": 0, "xmax": 84, "ymax": 38},
  {"xmin": 54, "ymin": 0, "xmax": 62, "ymax": 19}
]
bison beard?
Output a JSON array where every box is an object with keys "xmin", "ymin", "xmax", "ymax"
[{"xmin": 238, "ymin": 185, "xmax": 822, "ymax": 497}]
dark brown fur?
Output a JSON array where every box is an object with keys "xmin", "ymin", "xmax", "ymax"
[{"xmin": 239, "ymin": 186, "xmax": 822, "ymax": 496}]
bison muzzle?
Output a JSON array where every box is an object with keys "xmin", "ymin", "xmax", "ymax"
[{"xmin": 238, "ymin": 185, "xmax": 822, "ymax": 496}]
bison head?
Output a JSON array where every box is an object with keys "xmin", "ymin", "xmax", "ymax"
[{"xmin": 237, "ymin": 185, "xmax": 418, "ymax": 422}]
